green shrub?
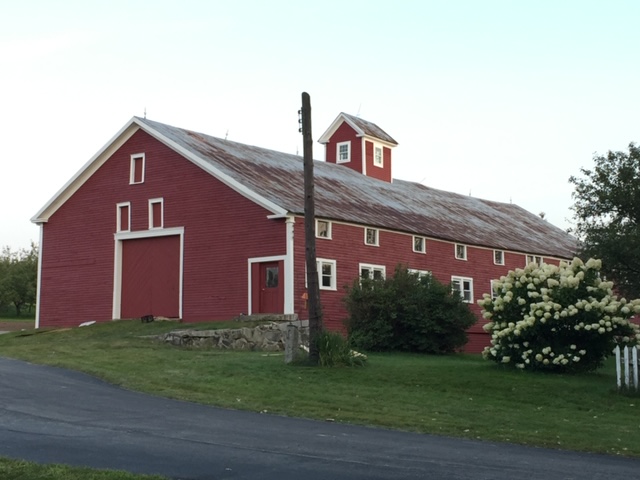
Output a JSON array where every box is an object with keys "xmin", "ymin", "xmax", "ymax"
[
  {"xmin": 344, "ymin": 265, "xmax": 477, "ymax": 353},
  {"xmin": 316, "ymin": 330, "xmax": 367, "ymax": 367},
  {"xmin": 480, "ymin": 258, "xmax": 640, "ymax": 373}
]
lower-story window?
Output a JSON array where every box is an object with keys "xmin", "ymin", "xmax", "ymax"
[
  {"xmin": 317, "ymin": 258, "xmax": 337, "ymax": 290},
  {"xmin": 451, "ymin": 276, "xmax": 473, "ymax": 303},
  {"xmin": 360, "ymin": 263, "xmax": 386, "ymax": 280}
]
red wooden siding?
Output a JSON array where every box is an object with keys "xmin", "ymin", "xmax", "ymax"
[
  {"xmin": 324, "ymin": 122, "xmax": 363, "ymax": 174},
  {"xmin": 121, "ymin": 235, "xmax": 180, "ymax": 318},
  {"xmin": 363, "ymin": 141, "xmax": 392, "ymax": 182},
  {"xmin": 39, "ymin": 129, "xmax": 286, "ymax": 327}
]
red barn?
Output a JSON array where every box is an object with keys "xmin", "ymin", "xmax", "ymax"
[{"xmin": 32, "ymin": 112, "xmax": 577, "ymax": 352}]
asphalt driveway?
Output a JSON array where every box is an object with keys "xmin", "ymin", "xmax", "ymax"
[{"xmin": 0, "ymin": 356, "xmax": 638, "ymax": 480}]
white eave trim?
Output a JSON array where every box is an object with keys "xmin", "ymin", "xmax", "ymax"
[{"xmin": 317, "ymin": 113, "xmax": 397, "ymax": 148}]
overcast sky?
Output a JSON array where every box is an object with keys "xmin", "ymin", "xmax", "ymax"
[{"xmin": 2, "ymin": 0, "xmax": 639, "ymax": 250}]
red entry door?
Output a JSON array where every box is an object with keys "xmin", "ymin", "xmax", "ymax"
[
  {"xmin": 258, "ymin": 262, "xmax": 284, "ymax": 314},
  {"xmin": 120, "ymin": 236, "xmax": 180, "ymax": 319}
]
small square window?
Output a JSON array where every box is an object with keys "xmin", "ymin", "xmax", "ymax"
[
  {"xmin": 365, "ymin": 228, "xmax": 379, "ymax": 246},
  {"xmin": 452, "ymin": 276, "xmax": 473, "ymax": 303},
  {"xmin": 373, "ymin": 145, "xmax": 383, "ymax": 167},
  {"xmin": 149, "ymin": 198, "xmax": 163, "ymax": 229},
  {"xmin": 455, "ymin": 244, "xmax": 467, "ymax": 260},
  {"xmin": 494, "ymin": 250, "xmax": 504, "ymax": 265},
  {"xmin": 336, "ymin": 141, "xmax": 351, "ymax": 163},
  {"xmin": 130, "ymin": 154, "xmax": 145, "ymax": 184},
  {"xmin": 413, "ymin": 236, "xmax": 426, "ymax": 254},
  {"xmin": 117, "ymin": 202, "xmax": 131, "ymax": 232},
  {"xmin": 316, "ymin": 219, "xmax": 332, "ymax": 239}
]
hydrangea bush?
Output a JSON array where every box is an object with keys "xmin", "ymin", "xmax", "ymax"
[{"xmin": 480, "ymin": 258, "xmax": 640, "ymax": 373}]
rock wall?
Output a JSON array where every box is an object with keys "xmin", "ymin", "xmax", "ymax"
[{"xmin": 161, "ymin": 321, "xmax": 309, "ymax": 352}]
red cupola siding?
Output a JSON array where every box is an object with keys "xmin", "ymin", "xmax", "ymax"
[
  {"xmin": 318, "ymin": 112, "xmax": 398, "ymax": 183},
  {"xmin": 32, "ymin": 113, "xmax": 577, "ymax": 353}
]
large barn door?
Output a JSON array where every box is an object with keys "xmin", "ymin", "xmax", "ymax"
[{"xmin": 121, "ymin": 235, "xmax": 180, "ymax": 318}]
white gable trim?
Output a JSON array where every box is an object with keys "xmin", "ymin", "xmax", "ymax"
[
  {"xmin": 31, "ymin": 117, "xmax": 288, "ymax": 224},
  {"xmin": 318, "ymin": 112, "xmax": 397, "ymax": 148}
]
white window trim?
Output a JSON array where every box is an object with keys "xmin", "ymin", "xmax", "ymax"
[
  {"xmin": 317, "ymin": 258, "xmax": 337, "ymax": 291},
  {"xmin": 148, "ymin": 197, "xmax": 164, "ymax": 229},
  {"xmin": 408, "ymin": 268, "xmax": 431, "ymax": 279},
  {"xmin": 526, "ymin": 255, "xmax": 543, "ymax": 266},
  {"xmin": 451, "ymin": 276, "xmax": 474, "ymax": 303},
  {"xmin": 336, "ymin": 141, "xmax": 351, "ymax": 164},
  {"xmin": 316, "ymin": 219, "xmax": 332, "ymax": 239},
  {"xmin": 493, "ymin": 249, "xmax": 505, "ymax": 265},
  {"xmin": 373, "ymin": 143, "xmax": 384, "ymax": 168},
  {"xmin": 413, "ymin": 236, "xmax": 426, "ymax": 254},
  {"xmin": 455, "ymin": 243, "xmax": 467, "ymax": 260},
  {"xmin": 360, "ymin": 263, "xmax": 386, "ymax": 280},
  {"xmin": 364, "ymin": 227, "xmax": 379, "ymax": 246},
  {"xmin": 490, "ymin": 279, "xmax": 500, "ymax": 300},
  {"xmin": 130, "ymin": 153, "xmax": 145, "ymax": 184},
  {"xmin": 116, "ymin": 202, "xmax": 131, "ymax": 233}
]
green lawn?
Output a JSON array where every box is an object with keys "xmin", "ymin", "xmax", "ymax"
[
  {"xmin": 0, "ymin": 458, "xmax": 167, "ymax": 480},
  {"xmin": 0, "ymin": 320, "xmax": 638, "ymax": 457}
]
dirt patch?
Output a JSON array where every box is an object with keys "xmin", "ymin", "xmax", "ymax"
[{"xmin": 0, "ymin": 321, "xmax": 35, "ymax": 332}]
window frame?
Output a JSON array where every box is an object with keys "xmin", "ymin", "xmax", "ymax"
[
  {"xmin": 148, "ymin": 197, "xmax": 164, "ymax": 230},
  {"xmin": 413, "ymin": 236, "xmax": 426, "ymax": 254},
  {"xmin": 336, "ymin": 141, "xmax": 351, "ymax": 164},
  {"xmin": 451, "ymin": 275, "xmax": 474, "ymax": 303},
  {"xmin": 490, "ymin": 279, "xmax": 500, "ymax": 300},
  {"xmin": 130, "ymin": 153, "xmax": 145, "ymax": 184},
  {"xmin": 317, "ymin": 258, "xmax": 337, "ymax": 291},
  {"xmin": 364, "ymin": 227, "xmax": 379, "ymax": 246},
  {"xmin": 493, "ymin": 249, "xmax": 505, "ymax": 265},
  {"xmin": 316, "ymin": 219, "xmax": 332, "ymax": 239},
  {"xmin": 408, "ymin": 268, "xmax": 431, "ymax": 279},
  {"xmin": 360, "ymin": 263, "xmax": 386, "ymax": 280},
  {"xmin": 526, "ymin": 254, "xmax": 543, "ymax": 266},
  {"xmin": 116, "ymin": 202, "xmax": 131, "ymax": 233},
  {"xmin": 455, "ymin": 243, "xmax": 467, "ymax": 260},
  {"xmin": 373, "ymin": 143, "xmax": 383, "ymax": 167}
]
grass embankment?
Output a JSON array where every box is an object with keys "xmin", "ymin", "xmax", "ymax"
[
  {"xmin": 0, "ymin": 320, "xmax": 638, "ymax": 457},
  {"xmin": 0, "ymin": 458, "xmax": 167, "ymax": 480}
]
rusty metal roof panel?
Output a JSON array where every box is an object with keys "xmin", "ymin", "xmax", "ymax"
[
  {"xmin": 341, "ymin": 112, "xmax": 398, "ymax": 145},
  {"xmin": 138, "ymin": 117, "xmax": 577, "ymax": 259}
]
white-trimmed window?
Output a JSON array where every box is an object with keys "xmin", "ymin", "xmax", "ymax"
[
  {"xmin": 494, "ymin": 250, "xmax": 505, "ymax": 265},
  {"xmin": 317, "ymin": 258, "xmax": 336, "ymax": 290},
  {"xmin": 373, "ymin": 144, "xmax": 383, "ymax": 167},
  {"xmin": 365, "ymin": 227, "xmax": 379, "ymax": 246},
  {"xmin": 149, "ymin": 198, "xmax": 164, "ymax": 229},
  {"xmin": 526, "ymin": 255, "xmax": 543, "ymax": 266},
  {"xmin": 409, "ymin": 268, "xmax": 431, "ymax": 279},
  {"xmin": 452, "ymin": 276, "xmax": 473, "ymax": 303},
  {"xmin": 316, "ymin": 219, "xmax": 332, "ymax": 239},
  {"xmin": 117, "ymin": 202, "xmax": 131, "ymax": 232},
  {"xmin": 455, "ymin": 244, "xmax": 467, "ymax": 260},
  {"xmin": 360, "ymin": 263, "xmax": 386, "ymax": 280},
  {"xmin": 490, "ymin": 279, "xmax": 500, "ymax": 300},
  {"xmin": 336, "ymin": 141, "xmax": 351, "ymax": 163},
  {"xmin": 413, "ymin": 236, "xmax": 426, "ymax": 254},
  {"xmin": 130, "ymin": 153, "xmax": 145, "ymax": 184}
]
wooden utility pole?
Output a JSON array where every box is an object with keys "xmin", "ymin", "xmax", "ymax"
[{"xmin": 300, "ymin": 92, "xmax": 323, "ymax": 364}]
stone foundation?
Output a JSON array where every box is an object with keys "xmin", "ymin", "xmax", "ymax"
[{"xmin": 161, "ymin": 321, "xmax": 309, "ymax": 352}]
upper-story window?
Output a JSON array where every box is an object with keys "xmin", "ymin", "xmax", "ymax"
[
  {"xmin": 316, "ymin": 219, "xmax": 332, "ymax": 239},
  {"xmin": 413, "ymin": 236, "xmax": 426, "ymax": 254},
  {"xmin": 526, "ymin": 255, "xmax": 543, "ymax": 266},
  {"xmin": 130, "ymin": 153, "xmax": 145, "ymax": 184},
  {"xmin": 317, "ymin": 258, "xmax": 337, "ymax": 290},
  {"xmin": 455, "ymin": 243, "xmax": 467, "ymax": 260},
  {"xmin": 117, "ymin": 202, "xmax": 131, "ymax": 232},
  {"xmin": 149, "ymin": 198, "xmax": 164, "ymax": 229},
  {"xmin": 373, "ymin": 145, "xmax": 383, "ymax": 167},
  {"xmin": 494, "ymin": 250, "xmax": 505, "ymax": 265},
  {"xmin": 365, "ymin": 227, "xmax": 379, "ymax": 246},
  {"xmin": 337, "ymin": 141, "xmax": 351, "ymax": 163}
]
